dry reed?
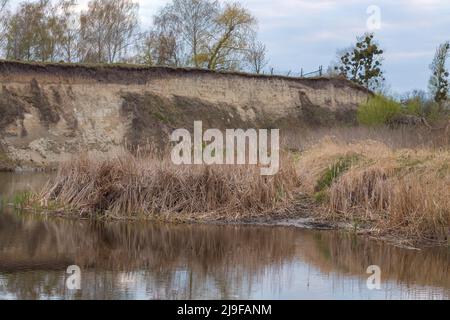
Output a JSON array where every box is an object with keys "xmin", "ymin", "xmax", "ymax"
[
  {"xmin": 297, "ymin": 139, "xmax": 450, "ymax": 243},
  {"xmin": 30, "ymin": 126, "xmax": 450, "ymax": 244},
  {"xmin": 37, "ymin": 151, "xmax": 298, "ymax": 220}
]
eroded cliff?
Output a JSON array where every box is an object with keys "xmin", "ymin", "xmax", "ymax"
[{"xmin": 0, "ymin": 61, "xmax": 370, "ymax": 170}]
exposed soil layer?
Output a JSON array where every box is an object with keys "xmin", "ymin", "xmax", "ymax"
[{"xmin": 0, "ymin": 60, "xmax": 371, "ymax": 92}]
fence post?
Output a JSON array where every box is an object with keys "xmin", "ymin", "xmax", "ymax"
[
  {"xmin": 319, "ymin": 65, "xmax": 323, "ymax": 76},
  {"xmin": 300, "ymin": 68, "xmax": 303, "ymax": 77}
]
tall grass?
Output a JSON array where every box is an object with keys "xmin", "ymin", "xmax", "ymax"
[
  {"xmin": 31, "ymin": 127, "xmax": 450, "ymax": 244},
  {"xmin": 297, "ymin": 139, "xmax": 450, "ymax": 244},
  {"xmin": 37, "ymin": 151, "xmax": 298, "ymax": 220}
]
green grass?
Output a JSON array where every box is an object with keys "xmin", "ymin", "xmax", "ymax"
[
  {"xmin": 403, "ymin": 98, "xmax": 422, "ymax": 116},
  {"xmin": 152, "ymin": 111, "xmax": 169, "ymax": 123},
  {"xmin": 12, "ymin": 191, "xmax": 32, "ymax": 209},
  {"xmin": 315, "ymin": 154, "xmax": 361, "ymax": 192},
  {"xmin": 314, "ymin": 190, "xmax": 328, "ymax": 203},
  {"xmin": 437, "ymin": 163, "xmax": 450, "ymax": 178}
]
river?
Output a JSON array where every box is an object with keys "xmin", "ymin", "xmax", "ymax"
[{"xmin": 0, "ymin": 172, "xmax": 449, "ymax": 300}]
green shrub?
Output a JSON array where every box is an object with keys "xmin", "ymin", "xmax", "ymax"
[
  {"xmin": 314, "ymin": 190, "xmax": 328, "ymax": 203},
  {"xmin": 357, "ymin": 95, "xmax": 402, "ymax": 126},
  {"xmin": 425, "ymin": 103, "xmax": 445, "ymax": 122},
  {"xmin": 12, "ymin": 191, "xmax": 31, "ymax": 209},
  {"xmin": 404, "ymin": 99, "xmax": 422, "ymax": 116}
]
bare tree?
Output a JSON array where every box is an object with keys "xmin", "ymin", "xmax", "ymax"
[
  {"xmin": 137, "ymin": 29, "xmax": 180, "ymax": 66},
  {"xmin": 148, "ymin": 0, "xmax": 258, "ymax": 71},
  {"xmin": 153, "ymin": 0, "xmax": 218, "ymax": 67},
  {"xmin": 245, "ymin": 39, "xmax": 267, "ymax": 74},
  {"xmin": 2, "ymin": 0, "xmax": 261, "ymax": 69},
  {"xmin": 0, "ymin": 0, "xmax": 7, "ymax": 19},
  {"xmin": 0, "ymin": 0, "xmax": 7, "ymax": 16},
  {"xmin": 56, "ymin": 0, "xmax": 80, "ymax": 62},
  {"xmin": 79, "ymin": 0, "xmax": 139, "ymax": 63},
  {"xmin": 3, "ymin": 0, "xmax": 83, "ymax": 62},
  {"xmin": 0, "ymin": 0, "xmax": 10, "ymax": 54},
  {"xmin": 141, "ymin": 6, "xmax": 186, "ymax": 66},
  {"xmin": 4, "ymin": 0, "xmax": 58, "ymax": 61}
]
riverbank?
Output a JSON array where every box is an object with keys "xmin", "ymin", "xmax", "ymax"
[
  {"xmin": 1, "ymin": 207, "xmax": 448, "ymax": 299},
  {"xmin": 18, "ymin": 135, "xmax": 450, "ymax": 247},
  {"xmin": 295, "ymin": 138, "xmax": 450, "ymax": 246}
]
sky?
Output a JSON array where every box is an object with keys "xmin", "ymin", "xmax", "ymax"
[{"xmin": 7, "ymin": 0, "xmax": 450, "ymax": 94}]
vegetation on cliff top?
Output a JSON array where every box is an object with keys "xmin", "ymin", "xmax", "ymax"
[{"xmin": 0, "ymin": 0, "xmax": 267, "ymax": 73}]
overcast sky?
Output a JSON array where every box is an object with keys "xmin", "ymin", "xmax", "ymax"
[{"xmin": 7, "ymin": 0, "xmax": 450, "ymax": 94}]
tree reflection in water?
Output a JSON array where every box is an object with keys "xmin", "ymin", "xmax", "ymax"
[
  {"xmin": 0, "ymin": 211, "xmax": 449, "ymax": 300},
  {"xmin": 0, "ymin": 172, "xmax": 449, "ymax": 300}
]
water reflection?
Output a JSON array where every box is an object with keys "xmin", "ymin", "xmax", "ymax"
[
  {"xmin": 0, "ymin": 173, "xmax": 449, "ymax": 300},
  {"xmin": 0, "ymin": 172, "xmax": 51, "ymax": 201}
]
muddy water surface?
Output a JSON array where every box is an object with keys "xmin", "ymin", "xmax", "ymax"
[{"xmin": 0, "ymin": 172, "xmax": 449, "ymax": 300}]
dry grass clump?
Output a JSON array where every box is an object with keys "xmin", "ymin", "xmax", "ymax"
[
  {"xmin": 37, "ymin": 152, "xmax": 298, "ymax": 220},
  {"xmin": 298, "ymin": 139, "xmax": 450, "ymax": 243},
  {"xmin": 328, "ymin": 162, "xmax": 450, "ymax": 242},
  {"xmin": 296, "ymin": 138, "xmax": 393, "ymax": 193}
]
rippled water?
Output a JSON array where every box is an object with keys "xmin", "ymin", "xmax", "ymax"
[{"xmin": 0, "ymin": 172, "xmax": 449, "ymax": 300}]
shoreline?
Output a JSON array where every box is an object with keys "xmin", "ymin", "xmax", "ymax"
[
  {"xmin": 15, "ymin": 195, "xmax": 446, "ymax": 250},
  {"xmin": 6, "ymin": 136, "xmax": 449, "ymax": 250}
]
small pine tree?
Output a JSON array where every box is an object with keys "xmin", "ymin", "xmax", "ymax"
[
  {"xmin": 336, "ymin": 33, "xmax": 385, "ymax": 91},
  {"xmin": 428, "ymin": 41, "xmax": 449, "ymax": 108}
]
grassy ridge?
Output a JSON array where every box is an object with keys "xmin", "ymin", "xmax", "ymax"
[{"xmin": 297, "ymin": 139, "xmax": 450, "ymax": 244}]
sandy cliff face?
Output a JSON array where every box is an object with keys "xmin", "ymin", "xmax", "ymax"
[{"xmin": 0, "ymin": 61, "xmax": 370, "ymax": 170}]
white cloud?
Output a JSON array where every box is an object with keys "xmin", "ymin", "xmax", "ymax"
[{"xmin": 385, "ymin": 50, "xmax": 435, "ymax": 61}]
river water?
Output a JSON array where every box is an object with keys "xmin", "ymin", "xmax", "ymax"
[{"xmin": 0, "ymin": 172, "xmax": 449, "ymax": 300}]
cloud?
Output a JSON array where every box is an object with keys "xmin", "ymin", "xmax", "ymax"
[{"xmin": 385, "ymin": 50, "xmax": 435, "ymax": 61}]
